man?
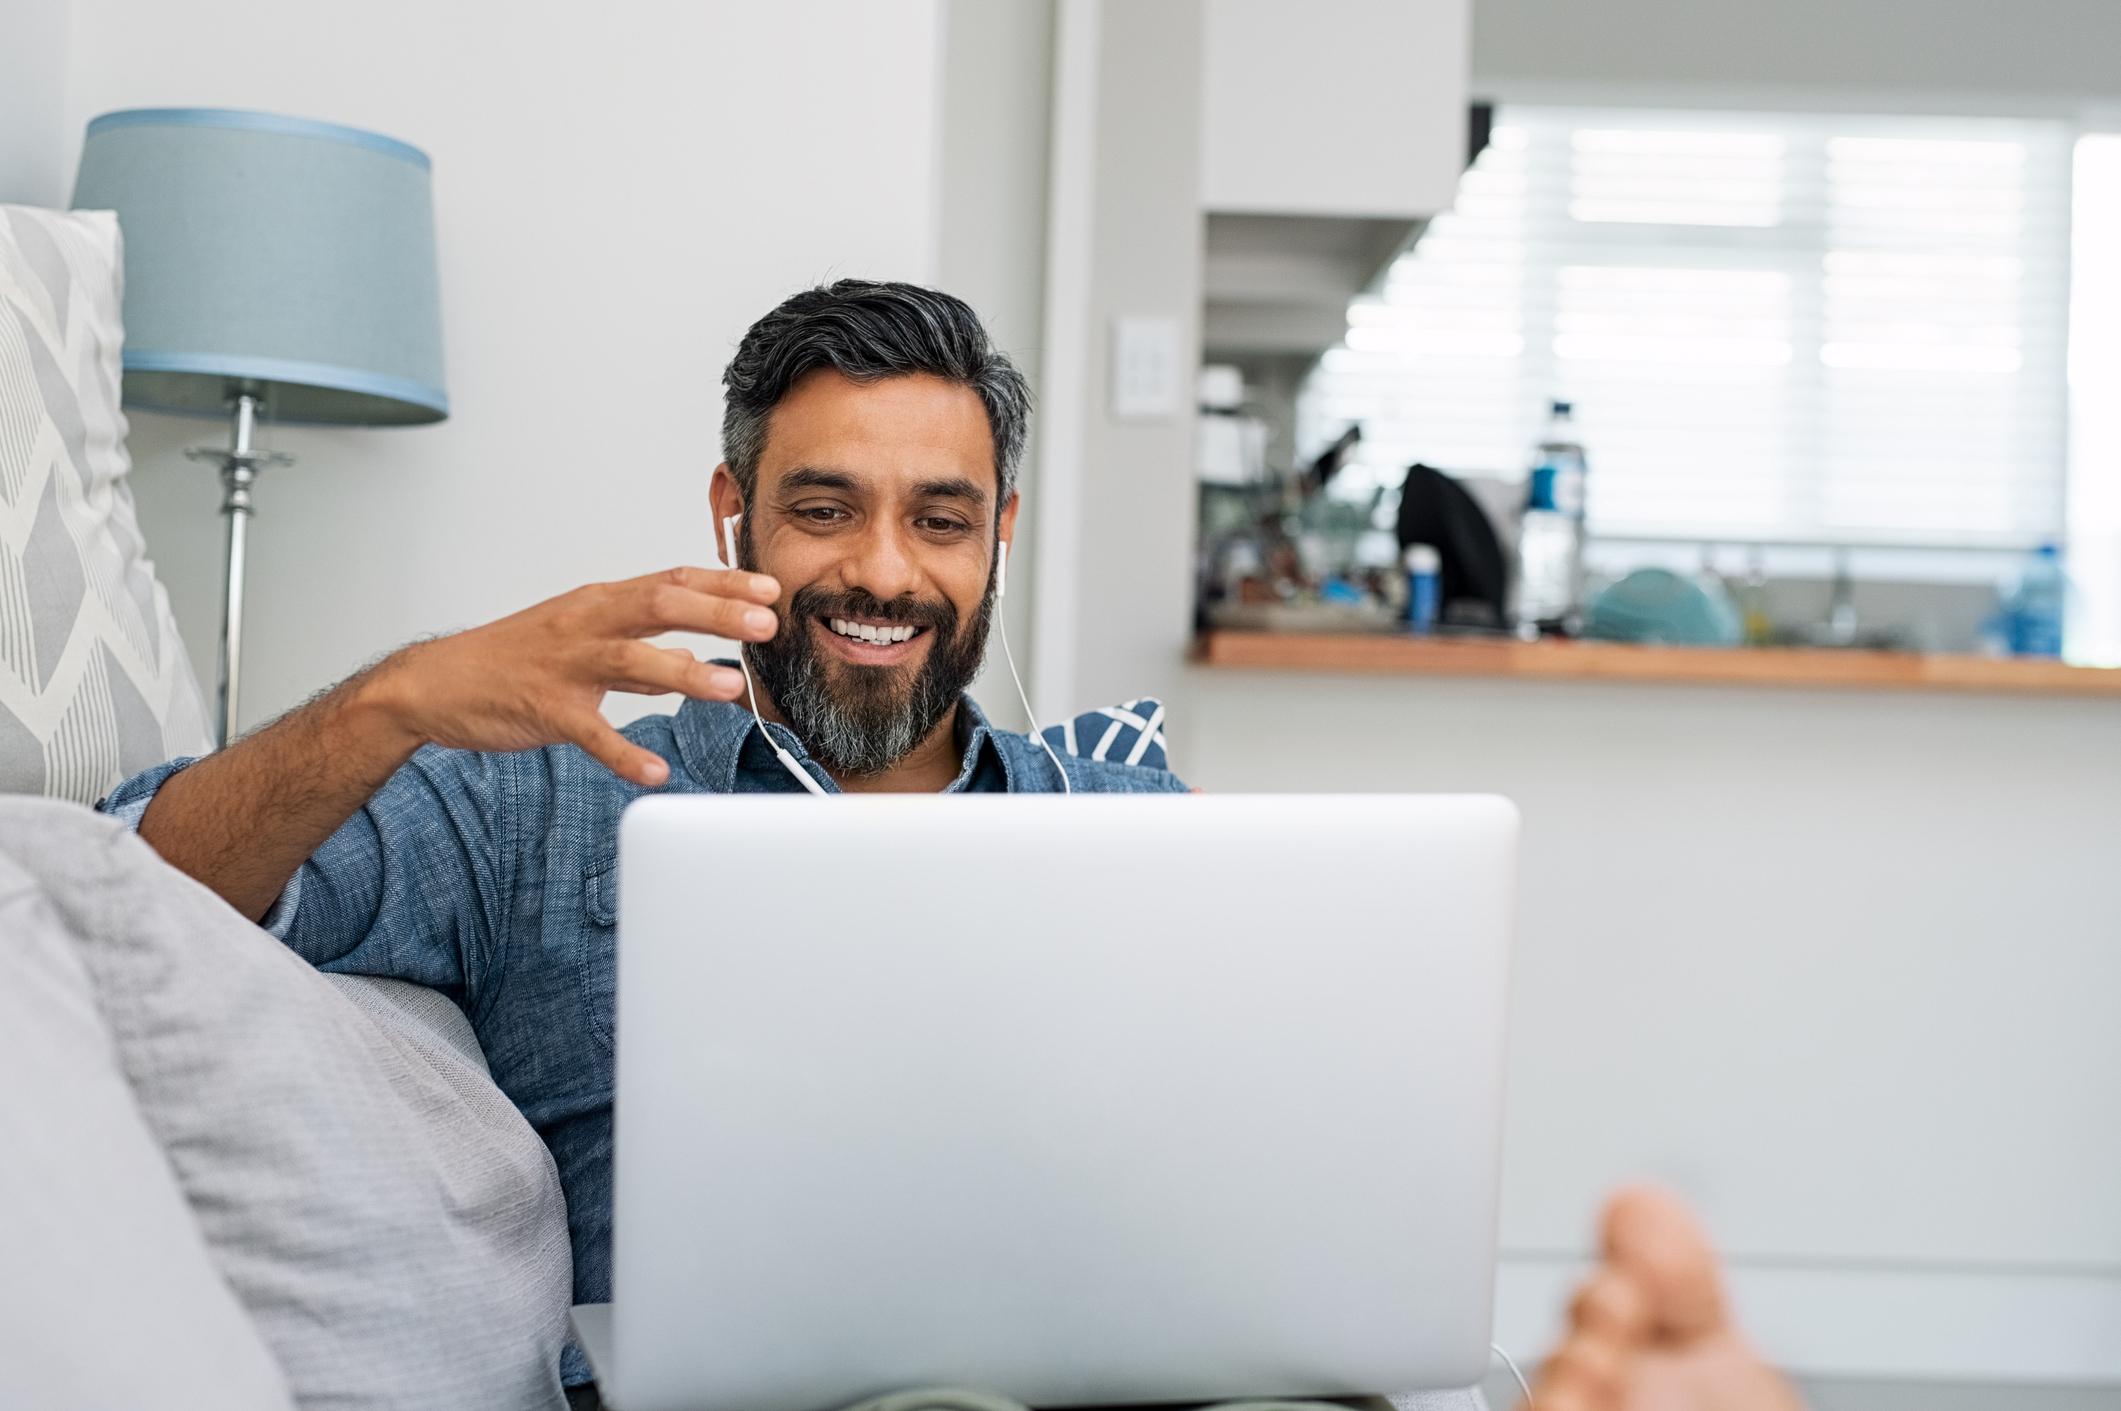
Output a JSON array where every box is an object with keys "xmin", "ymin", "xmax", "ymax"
[
  {"xmin": 101, "ymin": 280, "xmax": 1188, "ymax": 1391},
  {"xmin": 105, "ymin": 279, "xmax": 1803, "ymax": 1411}
]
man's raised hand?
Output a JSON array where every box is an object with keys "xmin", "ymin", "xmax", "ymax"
[{"xmin": 364, "ymin": 566, "xmax": 781, "ymax": 786}]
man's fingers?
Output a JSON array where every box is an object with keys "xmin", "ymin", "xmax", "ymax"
[
  {"xmin": 567, "ymin": 714, "xmax": 670, "ymax": 788},
  {"xmin": 610, "ymin": 579, "xmax": 781, "ymax": 641},
  {"xmin": 650, "ymin": 565, "xmax": 781, "ymax": 602},
  {"xmin": 626, "ymin": 565, "xmax": 779, "ymax": 605},
  {"xmin": 604, "ymin": 643, "xmax": 745, "ymax": 702}
]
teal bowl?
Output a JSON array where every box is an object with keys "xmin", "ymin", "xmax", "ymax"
[{"xmin": 1586, "ymin": 568, "xmax": 1742, "ymax": 646}]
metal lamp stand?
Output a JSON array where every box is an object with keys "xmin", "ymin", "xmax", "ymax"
[{"xmin": 186, "ymin": 388, "xmax": 291, "ymax": 747}]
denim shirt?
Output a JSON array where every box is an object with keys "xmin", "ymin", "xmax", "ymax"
[{"xmin": 101, "ymin": 687, "xmax": 1187, "ymax": 1383}]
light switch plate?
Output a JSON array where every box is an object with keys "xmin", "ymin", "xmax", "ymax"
[{"xmin": 1110, "ymin": 315, "xmax": 1184, "ymax": 420}]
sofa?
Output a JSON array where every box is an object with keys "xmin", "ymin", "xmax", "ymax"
[{"xmin": 0, "ymin": 201, "xmax": 580, "ymax": 1410}]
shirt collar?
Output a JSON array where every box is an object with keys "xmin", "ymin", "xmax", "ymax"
[{"xmin": 672, "ymin": 663, "xmax": 1014, "ymax": 794}]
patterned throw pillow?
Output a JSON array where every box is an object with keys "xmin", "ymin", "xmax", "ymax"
[
  {"xmin": 1042, "ymin": 696, "xmax": 1170, "ymax": 771},
  {"xmin": 0, "ymin": 205, "xmax": 212, "ymax": 804}
]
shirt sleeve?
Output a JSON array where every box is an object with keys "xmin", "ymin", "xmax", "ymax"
[
  {"xmin": 100, "ymin": 757, "xmax": 303, "ymax": 938},
  {"xmin": 98, "ymin": 746, "xmax": 517, "ymax": 999}
]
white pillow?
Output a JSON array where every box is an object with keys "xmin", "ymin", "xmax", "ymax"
[
  {"xmin": 0, "ymin": 204, "xmax": 212, "ymax": 803},
  {"xmin": 0, "ymin": 822, "xmax": 293, "ymax": 1411},
  {"xmin": 1, "ymin": 797, "xmax": 574, "ymax": 1411}
]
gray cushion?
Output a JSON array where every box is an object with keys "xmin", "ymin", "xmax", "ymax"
[
  {"xmin": 0, "ymin": 830, "xmax": 293, "ymax": 1411},
  {"xmin": 0, "ymin": 205, "xmax": 212, "ymax": 804},
  {"xmin": 0, "ymin": 797, "xmax": 573, "ymax": 1410}
]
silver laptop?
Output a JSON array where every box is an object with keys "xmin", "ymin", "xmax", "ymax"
[{"xmin": 574, "ymin": 793, "xmax": 1517, "ymax": 1411}]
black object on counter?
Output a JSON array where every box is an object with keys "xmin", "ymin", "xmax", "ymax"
[
  {"xmin": 1395, "ymin": 464, "xmax": 1508, "ymax": 630},
  {"xmin": 1303, "ymin": 424, "xmax": 1363, "ymax": 495}
]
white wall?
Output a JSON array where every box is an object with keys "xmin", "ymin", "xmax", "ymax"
[
  {"xmin": 1181, "ymin": 669, "xmax": 2121, "ymax": 1381},
  {"xmin": 937, "ymin": 0, "xmax": 1054, "ymax": 730},
  {"xmin": 62, "ymin": 0, "xmax": 952, "ymax": 732},
  {"xmin": 0, "ymin": 0, "xmax": 69, "ymax": 205},
  {"xmin": 1201, "ymin": 0, "xmax": 1467, "ymax": 218},
  {"xmin": 1473, "ymin": 0, "xmax": 2121, "ymax": 105},
  {"xmin": 1033, "ymin": 0, "xmax": 1204, "ymax": 719}
]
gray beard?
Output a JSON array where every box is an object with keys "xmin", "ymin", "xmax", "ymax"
[
  {"xmin": 747, "ymin": 577, "xmax": 996, "ymax": 778},
  {"xmin": 761, "ymin": 644, "xmax": 958, "ymax": 776}
]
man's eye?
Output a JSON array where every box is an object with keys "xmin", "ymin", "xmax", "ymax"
[
  {"xmin": 798, "ymin": 506, "xmax": 847, "ymax": 524},
  {"xmin": 919, "ymin": 517, "xmax": 969, "ymax": 534}
]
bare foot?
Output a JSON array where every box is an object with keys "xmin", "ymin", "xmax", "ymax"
[{"xmin": 1527, "ymin": 1186, "xmax": 1805, "ymax": 1411}]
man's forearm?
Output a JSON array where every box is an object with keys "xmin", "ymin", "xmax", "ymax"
[
  {"xmin": 134, "ymin": 564, "xmax": 773, "ymax": 921},
  {"xmin": 138, "ymin": 659, "xmax": 425, "ymax": 923}
]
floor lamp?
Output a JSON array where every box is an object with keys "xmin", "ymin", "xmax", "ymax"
[{"xmin": 72, "ymin": 108, "xmax": 448, "ymax": 745}]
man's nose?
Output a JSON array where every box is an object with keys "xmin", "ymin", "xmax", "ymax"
[{"xmin": 841, "ymin": 521, "xmax": 925, "ymax": 603}]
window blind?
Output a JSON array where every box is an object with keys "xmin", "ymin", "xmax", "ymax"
[{"xmin": 1297, "ymin": 105, "xmax": 2076, "ymax": 549}]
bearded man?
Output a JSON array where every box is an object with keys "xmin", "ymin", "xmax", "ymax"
[
  {"xmin": 100, "ymin": 280, "xmax": 1190, "ymax": 1393},
  {"xmin": 100, "ymin": 280, "xmax": 1808, "ymax": 1411}
]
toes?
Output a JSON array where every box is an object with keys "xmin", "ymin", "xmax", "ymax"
[
  {"xmin": 1600, "ymin": 1184, "xmax": 1728, "ymax": 1341},
  {"xmin": 1535, "ymin": 1329, "xmax": 1629, "ymax": 1411},
  {"xmin": 1569, "ymin": 1266, "xmax": 1652, "ymax": 1343}
]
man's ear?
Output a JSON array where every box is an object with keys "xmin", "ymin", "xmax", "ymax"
[
  {"xmin": 709, "ymin": 463, "xmax": 743, "ymax": 526},
  {"xmin": 997, "ymin": 491, "xmax": 1021, "ymax": 552}
]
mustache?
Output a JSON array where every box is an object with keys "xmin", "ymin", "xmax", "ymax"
[{"xmin": 789, "ymin": 584, "xmax": 958, "ymax": 634}]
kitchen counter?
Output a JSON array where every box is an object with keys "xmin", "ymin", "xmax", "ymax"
[{"xmin": 1196, "ymin": 631, "xmax": 2121, "ymax": 698}]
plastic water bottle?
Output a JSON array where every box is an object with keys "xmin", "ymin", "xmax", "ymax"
[
  {"xmin": 1403, "ymin": 543, "xmax": 1441, "ymax": 634},
  {"xmin": 2006, "ymin": 542, "xmax": 2067, "ymax": 657},
  {"xmin": 1514, "ymin": 400, "xmax": 1589, "ymax": 636}
]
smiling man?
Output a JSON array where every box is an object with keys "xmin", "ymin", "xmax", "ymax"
[
  {"xmin": 98, "ymin": 279, "xmax": 1190, "ymax": 1389},
  {"xmin": 714, "ymin": 291, "xmax": 1036, "ymax": 791}
]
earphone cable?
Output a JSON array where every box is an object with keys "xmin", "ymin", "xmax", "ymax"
[
  {"xmin": 1490, "ymin": 1341, "xmax": 1532, "ymax": 1406},
  {"xmin": 722, "ymin": 513, "xmax": 829, "ymax": 795},
  {"xmin": 995, "ymin": 608, "xmax": 1071, "ymax": 794},
  {"xmin": 733, "ymin": 641, "xmax": 827, "ymax": 796}
]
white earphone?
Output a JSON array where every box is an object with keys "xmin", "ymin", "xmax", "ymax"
[
  {"xmin": 995, "ymin": 539, "xmax": 1072, "ymax": 793},
  {"xmin": 718, "ymin": 512, "xmax": 1070, "ymax": 795},
  {"xmin": 722, "ymin": 512, "xmax": 828, "ymax": 795}
]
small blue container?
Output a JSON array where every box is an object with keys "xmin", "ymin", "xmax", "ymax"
[{"xmin": 1403, "ymin": 544, "xmax": 1441, "ymax": 634}]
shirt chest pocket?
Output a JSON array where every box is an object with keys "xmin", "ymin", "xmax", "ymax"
[{"xmin": 579, "ymin": 855, "xmax": 618, "ymax": 1052}]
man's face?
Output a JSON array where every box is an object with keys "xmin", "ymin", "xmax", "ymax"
[{"xmin": 715, "ymin": 369, "xmax": 1017, "ymax": 776}]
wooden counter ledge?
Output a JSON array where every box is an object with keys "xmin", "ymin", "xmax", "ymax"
[{"xmin": 1195, "ymin": 631, "xmax": 2121, "ymax": 699}]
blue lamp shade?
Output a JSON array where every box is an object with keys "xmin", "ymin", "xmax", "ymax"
[{"xmin": 71, "ymin": 108, "xmax": 447, "ymax": 425}]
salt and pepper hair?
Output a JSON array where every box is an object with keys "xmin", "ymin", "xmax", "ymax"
[{"xmin": 720, "ymin": 279, "xmax": 1032, "ymax": 515}]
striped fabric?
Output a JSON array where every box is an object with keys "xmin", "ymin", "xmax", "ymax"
[
  {"xmin": 1041, "ymin": 696, "xmax": 1169, "ymax": 772},
  {"xmin": 0, "ymin": 205, "xmax": 212, "ymax": 804}
]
